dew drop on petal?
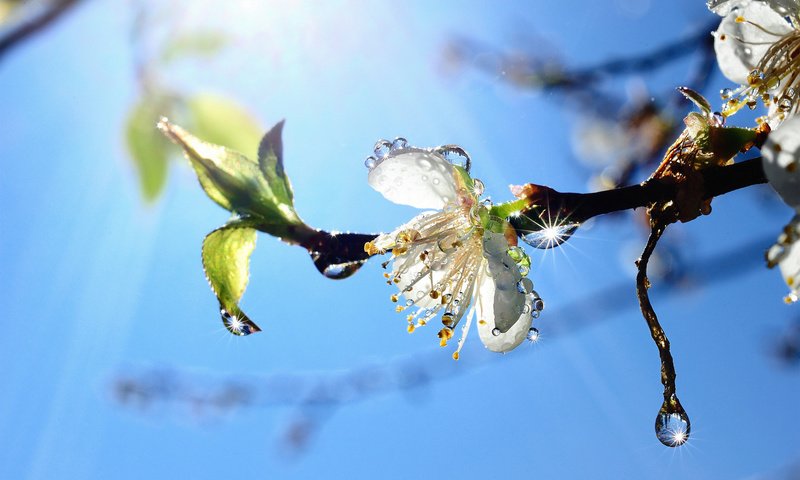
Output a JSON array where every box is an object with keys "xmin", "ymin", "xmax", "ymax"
[
  {"xmin": 434, "ymin": 145, "xmax": 472, "ymax": 172},
  {"xmin": 373, "ymin": 140, "xmax": 392, "ymax": 159},
  {"xmin": 516, "ymin": 278, "xmax": 533, "ymax": 294},
  {"xmin": 533, "ymin": 297, "xmax": 545, "ymax": 312},
  {"xmin": 655, "ymin": 411, "xmax": 691, "ymax": 447},
  {"xmin": 491, "ymin": 327, "xmax": 501, "ymax": 336},
  {"xmin": 364, "ymin": 156, "xmax": 377, "ymax": 169},
  {"xmin": 391, "ymin": 137, "xmax": 408, "ymax": 151}
]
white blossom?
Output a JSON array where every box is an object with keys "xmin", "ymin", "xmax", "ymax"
[
  {"xmin": 710, "ymin": 0, "xmax": 800, "ymax": 124},
  {"xmin": 364, "ymin": 142, "xmax": 542, "ymax": 357}
]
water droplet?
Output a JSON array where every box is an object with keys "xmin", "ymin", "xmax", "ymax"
[
  {"xmin": 533, "ymin": 297, "xmax": 545, "ymax": 312},
  {"xmin": 473, "ymin": 178, "xmax": 485, "ymax": 196},
  {"xmin": 778, "ymin": 96, "xmax": 793, "ymax": 112},
  {"xmin": 415, "ymin": 290, "xmax": 425, "ymax": 299},
  {"xmin": 526, "ymin": 327, "xmax": 540, "ymax": 342},
  {"xmin": 531, "ymin": 310, "xmax": 540, "ymax": 319},
  {"xmin": 655, "ymin": 411, "xmax": 691, "ymax": 447},
  {"xmin": 405, "ymin": 299, "xmax": 414, "ymax": 306},
  {"xmin": 364, "ymin": 156, "xmax": 377, "ymax": 169},
  {"xmin": 720, "ymin": 88, "xmax": 732, "ymax": 100},
  {"xmin": 373, "ymin": 140, "xmax": 392, "ymax": 159},
  {"xmin": 516, "ymin": 278, "xmax": 533, "ymax": 294},
  {"xmin": 421, "ymin": 174, "xmax": 429, "ymax": 181},
  {"xmin": 432, "ymin": 178, "xmax": 440, "ymax": 185},
  {"xmin": 220, "ymin": 308, "xmax": 259, "ymax": 336},
  {"xmin": 521, "ymin": 223, "xmax": 580, "ymax": 249},
  {"xmin": 417, "ymin": 158, "xmax": 433, "ymax": 171},
  {"xmin": 491, "ymin": 327, "xmax": 501, "ymax": 336},
  {"xmin": 518, "ymin": 303, "xmax": 531, "ymax": 315},
  {"xmin": 434, "ymin": 145, "xmax": 472, "ymax": 172},
  {"xmin": 711, "ymin": 112, "xmax": 725, "ymax": 126},
  {"xmin": 391, "ymin": 137, "xmax": 408, "ymax": 151}
]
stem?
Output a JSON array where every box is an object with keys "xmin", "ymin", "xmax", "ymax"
[{"xmin": 636, "ymin": 224, "xmax": 677, "ymax": 401}]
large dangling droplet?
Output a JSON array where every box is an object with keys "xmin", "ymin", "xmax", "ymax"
[
  {"xmin": 654, "ymin": 398, "xmax": 691, "ymax": 447},
  {"xmin": 521, "ymin": 223, "xmax": 580, "ymax": 249}
]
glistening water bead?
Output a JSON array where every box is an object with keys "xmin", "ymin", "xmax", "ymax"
[
  {"xmin": 521, "ymin": 223, "xmax": 580, "ymax": 250},
  {"xmin": 655, "ymin": 411, "xmax": 691, "ymax": 447}
]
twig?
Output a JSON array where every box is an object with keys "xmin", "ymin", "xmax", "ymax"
[{"xmin": 0, "ymin": 0, "xmax": 82, "ymax": 61}]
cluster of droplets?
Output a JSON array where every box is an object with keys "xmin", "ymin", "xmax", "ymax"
[{"xmin": 365, "ymin": 138, "xmax": 472, "ymax": 174}]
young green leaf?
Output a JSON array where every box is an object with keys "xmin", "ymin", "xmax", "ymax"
[
  {"xmin": 160, "ymin": 31, "xmax": 228, "ymax": 64},
  {"xmin": 187, "ymin": 94, "xmax": 263, "ymax": 158},
  {"xmin": 202, "ymin": 221, "xmax": 261, "ymax": 335},
  {"xmin": 257, "ymin": 120, "xmax": 294, "ymax": 206},
  {"xmin": 125, "ymin": 99, "xmax": 170, "ymax": 201},
  {"xmin": 158, "ymin": 118, "xmax": 302, "ymax": 227}
]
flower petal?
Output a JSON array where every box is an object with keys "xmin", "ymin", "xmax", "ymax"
[
  {"xmin": 707, "ymin": 0, "xmax": 752, "ymax": 16},
  {"xmin": 778, "ymin": 217, "xmax": 800, "ymax": 300},
  {"xmin": 368, "ymin": 149, "xmax": 461, "ymax": 209},
  {"xmin": 713, "ymin": 2, "xmax": 793, "ymax": 85},
  {"xmin": 475, "ymin": 232, "xmax": 532, "ymax": 353},
  {"xmin": 762, "ymin": 116, "xmax": 800, "ymax": 212}
]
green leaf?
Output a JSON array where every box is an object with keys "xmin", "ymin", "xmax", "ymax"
[
  {"xmin": 125, "ymin": 99, "xmax": 170, "ymax": 201},
  {"xmin": 257, "ymin": 120, "xmax": 294, "ymax": 205},
  {"xmin": 187, "ymin": 94, "xmax": 263, "ymax": 159},
  {"xmin": 160, "ymin": 31, "xmax": 228, "ymax": 64},
  {"xmin": 202, "ymin": 220, "xmax": 261, "ymax": 335},
  {"xmin": 158, "ymin": 118, "xmax": 306, "ymax": 232}
]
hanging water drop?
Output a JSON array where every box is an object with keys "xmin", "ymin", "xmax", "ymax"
[
  {"xmin": 526, "ymin": 327, "xmax": 540, "ymax": 342},
  {"xmin": 521, "ymin": 223, "xmax": 580, "ymax": 249},
  {"xmin": 473, "ymin": 178, "xmax": 485, "ymax": 196},
  {"xmin": 720, "ymin": 88, "xmax": 732, "ymax": 100},
  {"xmin": 220, "ymin": 308, "xmax": 258, "ymax": 336},
  {"xmin": 655, "ymin": 411, "xmax": 691, "ymax": 447},
  {"xmin": 373, "ymin": 139, "xmax": 392, "ymax": 159},
  {"xmin": 364, "ymin": 156, "xmax": 377, "ymax": 169}
]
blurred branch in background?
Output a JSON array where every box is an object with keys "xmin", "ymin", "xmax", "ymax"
[
  {"xmin": 112, "ymin": 233, "xmax": 784, "ymax": 454},
  {"xmin": 443, "ymin": 19, "xmax": 718, "ymax": 189},
  {"xmin": 0, "ymin": 0, "xmax": 81, "ymax": 61}
]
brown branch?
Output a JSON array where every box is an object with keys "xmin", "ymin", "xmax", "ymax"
[
  {"xmin": 510, "ymin": 157, "xmax": 767, "ymax": 231},
  {"xmin": 0, "ymin": 0, "xmax": 82, "ymax": 61}
]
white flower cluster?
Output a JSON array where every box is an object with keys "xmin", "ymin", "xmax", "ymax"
[
  {"xmin": 364, "ymin": 140, "xmax": 542, "ymax": 358},
  {"xmin": 710, "ymin": 0, "xmax": 800, "ymax": 301}
]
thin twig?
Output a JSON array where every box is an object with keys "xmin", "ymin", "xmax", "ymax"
[{"xmin": 0, "ymin": 0, "xmax": 82, "ymax": 61}]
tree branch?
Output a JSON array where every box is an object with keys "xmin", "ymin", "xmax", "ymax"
[
  {"xmin": 0, "ymin": 0, "xmax": 81, "ymax": 61},
  {"xmin": 510, "ymin": 157, "xmax": 767, "ymax": 230}
]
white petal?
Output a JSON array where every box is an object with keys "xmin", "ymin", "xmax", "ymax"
[
  {"xmin": 368, "ymin": 149, "xmax": 460, "ymax": 209},
  {"xmin": 475, "ymin": 232, "xmax": 532, "ymax": 353},
  {"xmin": 714, "ymin": 2, "xmax": 793, "ymax": 84},
  {"xmin": 708, "ymin": 0, "xmax": 752, "ymax": 16},
  {"xmin": 762, "ymin": 116, "xmax": 800, "ymax": 212}
]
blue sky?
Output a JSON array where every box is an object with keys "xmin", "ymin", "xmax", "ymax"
[{"xmin": 1, "ymin": 1, "xmax": 799, "ymax": 479}]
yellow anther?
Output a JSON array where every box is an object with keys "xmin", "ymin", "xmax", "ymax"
[
  {"xmin": 478, "ymin": 319, "xmax": 487, "ymax": 326},
  {"xmin": 452, "ymin": 351, "xmax": 460, "ymax": 361},
  {"xmin": 430, "ymin": 290, "xmax": 440, "ymax": 299},
  {"xmin": 383, "ymin": 272, "xmax": 390, "ymax": 279},
  {"xmin": 419, "ymin": 319, "xmax": 427, "ymax": 326},
  {"xmin": 407, "ymin": 324, "xmax": 416, "ymax": 333},
  {"xmin": 735, "ymin": 15, "xmax": 745, "ymax": 23},
  {"xmin": 396, "ymin": 305, "xmax": 406, "ymax": 312},
  {"xmin": 390, "ymin": 294, "xmax": 398, "ymax": 302}
]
